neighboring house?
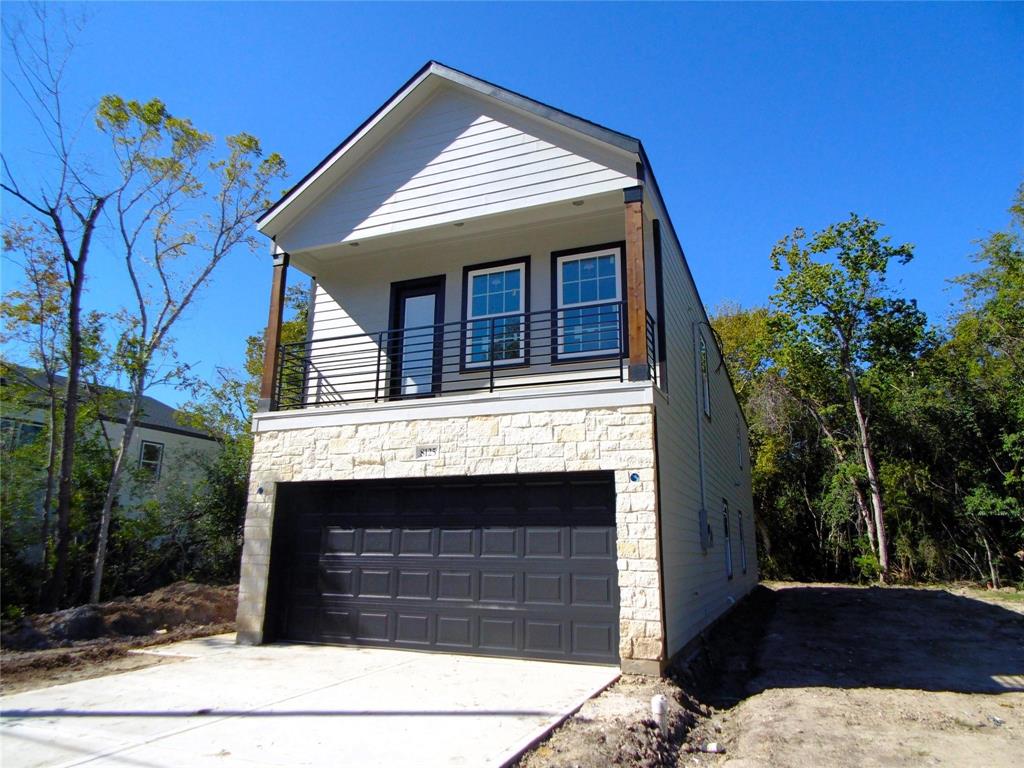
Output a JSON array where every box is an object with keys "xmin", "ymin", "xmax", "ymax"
[
  {"xmin": 237, "ymin": 62, "xmax": 757, "ymax": 674},
  {"xmin": 0, "ymin": 364, "xmax": 220, "ymax": 511}
]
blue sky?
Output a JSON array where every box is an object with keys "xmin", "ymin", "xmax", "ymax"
[{"xmin": 2, "ymin": 2, "xmax": 1021, "ymax": 407}]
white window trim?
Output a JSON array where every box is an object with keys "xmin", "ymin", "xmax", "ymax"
[
  {"xmin": 464, "ymin": 261, "xmax": 527, "ymax": 368},
  {"xmin": 139, "ymin": 440, "xmax": 164, "ymax": 480},
  {"xmin": 555, "ymin": 246, "xmax": 623, "ymax": 359}
]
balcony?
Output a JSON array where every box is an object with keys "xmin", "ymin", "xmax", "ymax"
[{"xmin": 272, "ymin": 301, "xmax": 656, "ymax": 411}]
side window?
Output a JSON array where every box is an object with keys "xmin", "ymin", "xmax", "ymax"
[
  {"xmin": 699, "ymin": 505, "xmax": 711, "ymax": 553},
  {"xmin": 464, "ymin": 261, "xmax": 527, "ymax": 367},
  {"xmin": 139, "ymin": 440, "xmax": 164, "ymax": 480},
  {"xmin": 700, "ymin": 336, "xmax": 711, "ymax": 417},
  {"xmin": 723, "ymin": 500, "xmax": 733, "ymax": 579},
  {"xmin": 554, "ymin": 245, "xmax": 623, "ymax": 358},
  {"xmin": 738, "ymin": 509, "xmax": 748, "ymax": 574}
]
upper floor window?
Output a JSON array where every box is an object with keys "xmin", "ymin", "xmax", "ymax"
[
  {"xmin": 554, "ymin": 244, "xmax": 623, "ymax": 358},
  {"xmin": 700, "ymin": 336, "xmax": 711, "ymax": 417},
  {"xmin": 463, "ymin": 259, "xmax": 527, "ymax": 368},
  {"xmin": 139, "ymin": 440, "xmax": 164, "ymax": 480}
]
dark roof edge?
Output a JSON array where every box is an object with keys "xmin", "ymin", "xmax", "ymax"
[
  {"xmin": 429, "ymin": 61, "xmax": 640, "ymax": 154},
  {"xmin": 257, "ymin": 61, "xmax": 640, "ymax": 230},
  {"xmin": 99, "ymin": 414, "xmax": 221, "ymax": 443}
]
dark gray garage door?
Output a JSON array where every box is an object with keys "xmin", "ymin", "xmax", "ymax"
[{"xmin": 265, "ymin": 472, "xmax": 619, "ymax": 664}]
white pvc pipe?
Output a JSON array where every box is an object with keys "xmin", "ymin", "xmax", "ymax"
[{"xmin": 651, "ymin": 693, "xmax": 668, "ymax": 734}]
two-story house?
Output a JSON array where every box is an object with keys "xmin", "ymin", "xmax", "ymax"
[{"xmin": 236, "ymin": 62, "xmax": 756, "ymax": 674}]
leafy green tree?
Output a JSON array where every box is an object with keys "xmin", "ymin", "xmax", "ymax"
[
  {"xmin": 88, "ymin": 96, "xmax": 286, "ymax": 602},
  {"xmin": 769, "ymin": 214, "xmax": 925, "ymax": 580}
]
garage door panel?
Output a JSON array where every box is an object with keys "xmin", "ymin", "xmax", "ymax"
[
  {"xmin": 397, "ymin": 569, "xmax": 432, "ymax": 599},
  {"xmin": 481, "ymin": 527, "xmax": 516, "ymax": 557},
  {"xmin": 571, "ymin": 527, "xmax": 616, "ymax": 558},
  {"xmin": 572, "ymin": 574, "xmax": 614, "ymax": 607},
  {"xmin": 396, "ymin": 613, "xmax": 431, "ymax": 644},
  {"xmin": 399, "ymin": 529, "xmax": 433, "ymax": 555},
  {"xmin": 524, "ymin": 573, "xmax": 564, "ymax": 605},
  {"xmin": 479, "ymin": 617, "xmax": 517, "ymax": 651},
  {"xmin": 272, "ymin": 472, "xmax": 619, "ymax": 663},
  {"xmin": 438, "ymin": 529, "xmax": 475, "ymax": 556},
  {"xmin": 437, "ymin": 571, "xmax": 474, "ymax": 600},
  {"xmin": 525, "ymin": 620, "xmax": 564, "ymax": 653},
  {"xmin": 480, "ymin": 571, "xmax": 517, "ymax": 602},
  {"xmin": 524, "ymin": 527, "xmax": 565, "ymax": 557},
  {"xmin": 320, "ymin": 567, "xmax": 355, "ymax": 596}
]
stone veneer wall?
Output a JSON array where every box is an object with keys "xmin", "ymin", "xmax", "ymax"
[{"xmin": 236, "ymin": 404, "xmax": 664, "ymax": 669}]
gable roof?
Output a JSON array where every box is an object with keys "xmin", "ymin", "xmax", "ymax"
[
  {"xmin": 0, "ymin": 363, "xmax": 218, "ymax": 442},
  {"xmin": 256, "ymin": 61, "xmax": 642, "ymax": 236}
]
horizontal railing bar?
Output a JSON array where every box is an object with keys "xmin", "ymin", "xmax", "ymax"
[{"xmin": 280, "ymin": 301, "xmax": 627, "ymax": 351}]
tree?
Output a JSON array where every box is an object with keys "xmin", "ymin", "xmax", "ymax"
[
  {"xmin": 0, "ymin": 223, "xmax": 69, "ymax": 591},
  {"xmin": 88, "ymin": 98, "xmax": 286, "ymax": 602},
  {"xmin": 1, "ymin": 5, "xmax": 114, "ymax": 607},
  {"xmin": 769, "ymin": 214, "xmax": 925, "ymax": 581}
]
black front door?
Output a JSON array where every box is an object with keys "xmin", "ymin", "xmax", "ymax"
[{"xmin": 388, "ymin": 276, "xmax": 445, "ymax": 398}]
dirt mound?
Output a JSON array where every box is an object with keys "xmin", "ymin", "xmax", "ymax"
[{"xmin": 1, "ymin": 582, "xmax": 237, "ymax": 651}]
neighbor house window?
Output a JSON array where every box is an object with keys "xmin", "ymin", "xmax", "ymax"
[
  {"xmin": 554, "ymin": 245, "xmax": 623, "ymax": 358},
  {"xmin": 700, "ymin": 336, "xmax": 711, "ymax": 417},
  {"xmin": 139, "ymin": 440, "xmax": 164, "ymax": 479},
  {"xmin": 464, "ymin": 259, "xmax": 527, "ymax": 367},
  {"xmin": 738, "ymin": 509, "xmax": 747, "ymax": 574},
  {"xmin": 1, "ymin": 418, "xmax": 43, "ymax": 450},
  {"xmin": 723, "ymin": 500, "xmax": 733, "ymax": 579}
]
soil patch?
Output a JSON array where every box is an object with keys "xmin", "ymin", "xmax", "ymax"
[
  {"xmin": 1, "ymin": 582, "xmax": 236, "ymax": 694},
  {"xmin": 515, "ymin": 583, "xmax": 1024, "ymax": 768}
]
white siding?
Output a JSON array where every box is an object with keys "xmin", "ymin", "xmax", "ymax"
[
  {"xmin": 277, "ymin": 87, "xmax": 636, "ymax": 252},
  {"xmin": 653, "ymin": 220, "xmax": 758, "ymax": 657},
  {"xmin": 295, "ymin": 212, "xmax": 629, "ymax": 405}
]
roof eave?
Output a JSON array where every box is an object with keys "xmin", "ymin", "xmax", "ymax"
[{"xmin": 256, "ymin": 61, "xmax": 642, "ymax": 237}]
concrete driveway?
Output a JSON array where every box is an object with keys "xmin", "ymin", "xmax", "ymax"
[{"xmin": 1, "ymin": 634, "xmax": 618, "ymax": 768}]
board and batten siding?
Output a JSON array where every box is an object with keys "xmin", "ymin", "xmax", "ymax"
[
  {"xmin": 276, "ymin": 86, "xmax": 637, "ymax": 253},
  {"xmin": 653, "ymin": 214, "xmax": 758, "ymax": 658}
]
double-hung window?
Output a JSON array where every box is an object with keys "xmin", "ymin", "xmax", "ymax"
[
  {"xmin": 464, "ymin": 259, "xmax": 527, "ymax": 367},
  {"xmin": 139, "ymin": 440, "xmax": 164, "ymax": 480},
  {"xmin": 553, "ymin": 244, "xmax": 623, "ymax": 358}
]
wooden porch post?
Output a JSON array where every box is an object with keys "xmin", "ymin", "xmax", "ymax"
[
  {"xmin": 258, "ymin": 248, "xmax": 290, "ymax": 412},
  {"xmin": 624, "ymin": 185, "xmax": 649, "ymax": 381}
]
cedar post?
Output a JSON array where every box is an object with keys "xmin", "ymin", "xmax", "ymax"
[
  {"xmin": 258, "ymin": 248, "xmax": 290, "ymax": 412},
  {"xmin": 624, "ymin": 185, "xmax": 649, "ymax": 381}
]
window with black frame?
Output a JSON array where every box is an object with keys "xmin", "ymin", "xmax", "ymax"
[
  {"xmin": 554, "ymin": 245, "xmax": 623, "ymax": 359},
  {"xmin": 464, "ymin": 260, "xmax": 527, "ymax": 367}
]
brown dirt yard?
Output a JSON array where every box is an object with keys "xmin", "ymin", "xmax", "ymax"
[
  {"xmin": 0, "ymin": 582, "xmax": 237, "ymax": 695},
  {"xmin": 517, "ymin": 582, "xmax": 1024, "ymax": 768}
]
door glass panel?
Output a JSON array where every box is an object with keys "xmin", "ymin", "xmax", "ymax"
[{"xmin": 401, "ymin": 294, "xmax": 435, "ymax": 395}]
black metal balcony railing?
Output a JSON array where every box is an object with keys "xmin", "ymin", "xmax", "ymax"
[{"xmin": 273, "ymin": 300, "xmax": 656, "ymax": 411}]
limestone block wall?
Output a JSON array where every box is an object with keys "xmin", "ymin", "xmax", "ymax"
[{"xmin": 236, "ymin": 404, "xmax": 664, "ymax": 668}]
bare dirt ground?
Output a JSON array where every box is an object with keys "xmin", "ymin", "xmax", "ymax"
[
  {"xmin": 0, "ymin": 582, "xmax": 237, "ymax": 695},
  {"xmin": 517, "ymin": 582, "xmax": 1024, "ymax": 768}
]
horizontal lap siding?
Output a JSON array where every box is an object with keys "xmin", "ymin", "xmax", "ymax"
[
  {"xmin": 297, "ymin": 214, "xmax": 628, "ymax": 406},
  {"xmin": 279, "ymin": 87, "xmax": 635, "ymax": 251},
  {"xmin": 654, "ymin": 226, "xmax": 758, "ymax": 657}
]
